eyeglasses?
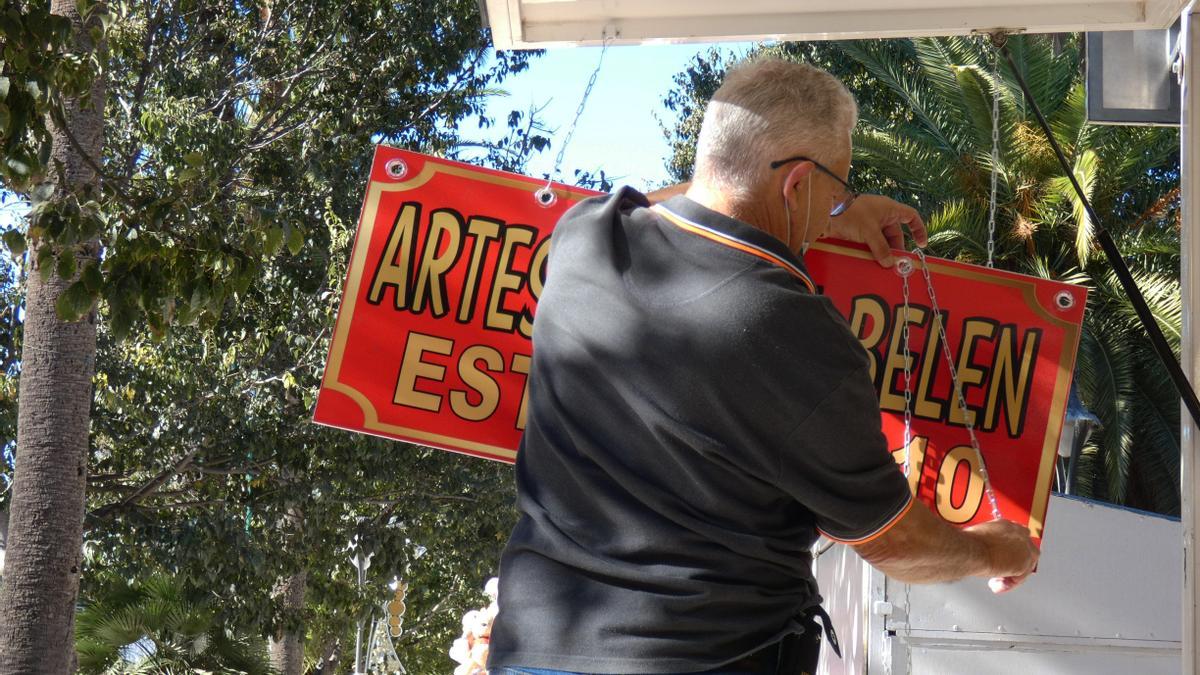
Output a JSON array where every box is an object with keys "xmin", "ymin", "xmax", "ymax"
[{"xmin": 769, "ymin": 155, "xmax": 859, "ymax": 217}]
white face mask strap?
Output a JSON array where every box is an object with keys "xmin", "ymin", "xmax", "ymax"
[
  {"xmin": 783, "ymin": 173, "xmax": 814, "ymax": 256},
  {"xmin": 783, "ymin": 193, "xmax": 793, "ymax": 250},
  {"xmin": 799, "ymin": 174, "xmax": 813, "ymax": 255}
]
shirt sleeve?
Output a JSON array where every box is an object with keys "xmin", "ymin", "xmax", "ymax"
[{"xmin": 778, "ymin": 367, "xmax": 914, "ymax": 544}]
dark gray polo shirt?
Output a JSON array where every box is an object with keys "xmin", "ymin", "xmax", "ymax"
[{"xmin": 489, "ymin": 189, "xmax": 912, "ymax": 674}]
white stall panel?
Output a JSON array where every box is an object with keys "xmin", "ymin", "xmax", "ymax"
[{"xmin": 814, "ymin": 494, "xmax": 1181, "ymax": 674}]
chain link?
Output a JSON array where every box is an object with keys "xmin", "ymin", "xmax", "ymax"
[
  {"xmin": 987, "ymin": 48, "xmax": 1001, "ymax": 268},
  {"xmin": 901, "ymin": 271, "xmax": 914, "ymax": 460},
  {"xmin": 912, "ymin": 249, "xmax": 1003, "ymax": 520},
  {"xmin": 898, "ymin": 262, "xmax": 915, "ymax": 675},
  {"xmin": 904, "ymin": 580, "xmax": 914, "ymax": 675},
  {"xmin": 541, "ymin": 35, "xmax": 613, "ymax": 194}
]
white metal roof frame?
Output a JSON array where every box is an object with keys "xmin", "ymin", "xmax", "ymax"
[
  {"xmin": 485, "ymin": 0, "xmax": 1188, "ymax": 50},
  {"xmin": 484, "ymin": 1, "xmax": 1200, "ymax": 674}
]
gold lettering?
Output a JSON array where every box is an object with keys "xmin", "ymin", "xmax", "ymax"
[
  {"xmin": 393, "ymin": 333, "xmax": 454, "ymax": 412},
  {"xmin": 935, "ymin": 445, "xmax": 985, "ymax": 524},
  {"xmin": 511, "ymin": 353, "xmax": 532, "ymax": 431},
  {"xmin": 457, "ymin": 217, "xmax": 503, "ymax": 323},
  {"xmin": 412, "ymin": 210, "xmax": 463, "ymax": 318},
  {"xmin": 449, "ymin": 345, "xmax": 503, "ymax": 421},
  {"xmin": 486, "ymin": 227, "xmax": 535, "ymax": 333},
  {"xmin": 849, "ymin": 295, "xmax": 888, "ymax": 382},
  {"xmin": 880, "ymin": 305, "xmax": 927, "ymax": 413},
  {"xmin": 984, "ymin": 326, "xmax": 1041, "ymax": 436},
  {"xmin": 518, "ymin": 236, "xmax": 552, "ymax": 339},
  {"xmin": 368, "ymin": 203, "xmax": 419, "ymax": 309},
  {"xmin": 947, "ymin": 320, "xmax": 995, "ymax": 426},
  {"xmin": 891, "ymin": 435, "xmax": 929, "ymax": 497},
  {"xmin": 915, "ymin": 311, "xmax": 947, "ymax": 420}
]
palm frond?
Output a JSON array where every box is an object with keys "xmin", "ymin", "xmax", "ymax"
[
  {"xmin": 830, "ymin": 32, "xmax": 1179, "ymax": 513},
  {"xmin": 1128, "ymin": 339, "xmax": 1182, "ymax": 514},
  {"xmin": 912, "ymin": 38, "xmax": 972, "ymax": 136},
  {"xmin": 1046, "ymin": 149, "xmax": 1099, "ymax": 264},
  {"xmin": 852, "ymin": 128, "xmax": 954, "ymax": 195},
  {"xmin": 1074, "ymin": 314, "xmax": 1136, "ymax": 502},
  {"xmin": 838, "ymin": 40, "xmax": 964, "ymax": 156}
]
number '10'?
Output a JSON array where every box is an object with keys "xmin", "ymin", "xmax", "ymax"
[{"xmin": 892, "ymin": 437, "xmax": 985, "ymax": 524}]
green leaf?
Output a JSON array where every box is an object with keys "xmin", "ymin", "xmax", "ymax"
[
  {"xmin": 0, "ymin": 12, "xmax": 21, "ymax": 39},
  {"xmin": 36, "ymin": 245, "xmax": 54, "ymax": 281},
  {"xmin": 265, "ymin": 225, "xmax": 283, "ymax": 255},
  {"xmin": 183, "ymin": 151, "xmax": 204, "ymax": 167},
  {"xmin": 81, "ymin": 261, "xmax": 102, "ymax": 292},
  {"xmin": 2, "ymin": 229, "xmax": 25, "ymax": 257},
  {"xmin": 56, "ymin": 250, "xmax": 76, "ymax": 279},
  {"xmin": 286, "ymin": 226, "xmax": 305, "ymax": 255},
  {"xmin": 55, "ymin": 280, "xmax": 95, "ymax": 321},
  {"xmin": 0, "ymin": 103, "xmax": 9, "ymax": 135}
]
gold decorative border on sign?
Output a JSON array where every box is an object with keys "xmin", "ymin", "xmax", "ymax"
[
  {"xmin": 809, "ymin": 241, "xmax": 1084, "ymax": 539},
  {"xmin": 315, "ymin": 152, "xmax": 591, "ymax": 463}
]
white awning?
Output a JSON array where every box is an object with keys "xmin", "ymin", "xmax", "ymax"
[{"xmin": 484, "ymin": 0, "xmax": 1189, "ymax": 50}]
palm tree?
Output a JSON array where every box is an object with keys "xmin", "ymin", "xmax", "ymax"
[
  {"xmin": 75, "ymin": 574, "xmax": 274, "ymax": 674},
  {"xmin": 663, "ymin": 36, "xmax": 1181, "ymax": 513},
  {"xmin": 826, "ymin": 35, "xmax": 1181, "ymax": 513}
]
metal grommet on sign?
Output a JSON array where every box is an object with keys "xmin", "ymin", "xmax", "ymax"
[
  {"xmin": 1054, "ymin": 290, "xmax": 1076, "ymax": 310},
  {"xmin": 385, "ymin": 159, "xmax": 408, "ymax": 179},
  {"xmin": 534, "ymin": 186, "xmax": 557, "ymax": 208},
  {"xmin": 895, "ymin": 257, "xmax": 915, "ymax": 278}
]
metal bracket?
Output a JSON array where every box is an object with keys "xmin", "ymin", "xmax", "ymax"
[{"xmin": 971, "ymin": 28, "xmax": 1023, "ymax": 48}]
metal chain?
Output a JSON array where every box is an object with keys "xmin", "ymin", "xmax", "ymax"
[
  {"xmin": 904, "ymin": 580, "xmax": 914, "ymax": 675},
  {"xmin": 539, "ymin": 34, "xmax": 613, "ymax": 198},
  {"xmin": 898, "ymin": 259, "xmax": 916, "ymax": 675},
  {"xmin": 987, "ymin": 48, "xmax": 1001, "ymax": 268},
  {"xmin": 899, "ymin": 261, "xmax": 915, "ymax": 471},
  {"xmin": 912, "ymin": 248, "xmax": 1003, "ymax": 521},
  {"xmin": 894, "ymin": 247, "xmax": 1008, "ymax": 671}
]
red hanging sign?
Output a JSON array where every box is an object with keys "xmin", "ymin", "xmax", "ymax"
[
  {"xmin": 803, "ymin": 243, "xmax": 1085, "ymax": 541},
  {"xmin": 315, "ymin": 146, "xmax": 1085, "ymax": 541},
  {"xmin": 315, "ymin": 147, "xmax": 597, "ymax": 462}
]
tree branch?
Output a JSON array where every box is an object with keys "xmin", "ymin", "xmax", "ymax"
[
  {"xmin": 89, "ymin": 446, "xmax": 200, "ymax": 520},
  {"xmin": 135, "ymin": 499, "xmax": 226, "ymax": 510},
  {"xmin": 121, "ymin": 0, "xmax": 173, "ymax": 181}
]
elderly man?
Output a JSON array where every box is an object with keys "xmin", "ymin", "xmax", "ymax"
[{"xmin": 487, "ymin": 57, "xmax": 1038, "ymax": 675}]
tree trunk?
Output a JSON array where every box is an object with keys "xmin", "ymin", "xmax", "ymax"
[
  {"xmin": 0, "ymin": 0, "xmax": 105, "ymax": 671},
  {"xmin": 269, "ymin": 569, "xmax": 308, "ymax": 675},
  {"xmin": 269, "ymin": 499, "xmax": 307, "ymax": 675}
]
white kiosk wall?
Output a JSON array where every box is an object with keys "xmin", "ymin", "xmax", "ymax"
[{"xmin": 814, "ymin": 494, "xmax": 1181, "ymax": 674}]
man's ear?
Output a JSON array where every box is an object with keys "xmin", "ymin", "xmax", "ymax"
[{"xmin": 781, "ymin": 161, "xmax": 815, "ymax": 210}]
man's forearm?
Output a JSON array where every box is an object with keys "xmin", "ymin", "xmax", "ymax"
[{"xmin": 852, "ymin": 501, "xmax": 991, "ymax": 584}]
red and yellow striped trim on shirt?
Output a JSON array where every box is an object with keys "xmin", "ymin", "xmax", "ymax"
[
  {"xmin": 650, "ymin": 204, "xmax": 817, "ymax": 293},
  {"xmin": 817, "ymin": 493, "xmax": 915, "ymax": 545}
]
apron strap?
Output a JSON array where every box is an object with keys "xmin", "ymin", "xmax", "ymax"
[{"xmin": 805, "ymin": 605, "xmax": 841, "ymax": 659}]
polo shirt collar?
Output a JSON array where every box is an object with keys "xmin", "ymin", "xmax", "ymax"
[{"xmin": 655, "ymin": 195, "xmax": 816, "ymax": 292}]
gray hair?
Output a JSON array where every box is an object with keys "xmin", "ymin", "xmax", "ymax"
[{"xmin": 693, "ymin": 57, "xmax": 858, "ymax": 204}]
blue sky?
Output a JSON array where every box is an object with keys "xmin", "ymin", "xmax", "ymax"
[
  {"xmin": 470, "ymin": 42, "xmax": 751, "ymax": 192},
  {"xmin": 1, "ymin": 43, "xmax": 751, "ymax": 231}
]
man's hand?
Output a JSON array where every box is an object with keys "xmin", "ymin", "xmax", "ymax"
[
  {"xmin": 853, "ymin": 502, "xmax": 1038, "ymax": 594},
  {"xmin": 964, "ymin": 519, "xmax": 1041, "ymax": 594},
  {"xmin": 826, "ymin": 194, "xmax": 928, "ymax": 268}
]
